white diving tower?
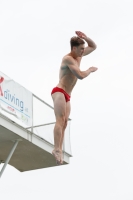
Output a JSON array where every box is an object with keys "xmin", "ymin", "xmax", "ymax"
[{"xmin": 0, "ymin": 71, "xmax": 72, "ymax": 178}]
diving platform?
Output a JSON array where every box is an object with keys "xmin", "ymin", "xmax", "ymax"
[{"xmin": 0, "ymin": 71, "xmax": 72, "ymax": 178}]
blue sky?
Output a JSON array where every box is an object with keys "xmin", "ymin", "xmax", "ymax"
[{"xmin": 0, "ymin": 0, "xmax": 133, "ymax": 199}]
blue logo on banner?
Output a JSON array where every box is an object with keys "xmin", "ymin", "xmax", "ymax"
[{"xmin": 4, "ymin": 90, "xmax": 24, "ymax": 112}]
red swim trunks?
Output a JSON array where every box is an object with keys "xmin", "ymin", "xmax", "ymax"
[{"xmin": 51, "ymin": 87, "xmax": 71, "ymax": 102}]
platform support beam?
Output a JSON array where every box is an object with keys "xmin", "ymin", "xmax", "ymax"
[{"xmin": 0, "ymin": 139, "xmax": 21, "ymax": 178}]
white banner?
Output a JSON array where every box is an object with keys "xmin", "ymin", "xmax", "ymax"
[{"xmin": 0, "ymin": 71, "xmax": 32, "ymax": 127}]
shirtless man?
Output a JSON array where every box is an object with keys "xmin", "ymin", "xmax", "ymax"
[{"xmin": 51, "ymin": 31, "xmax": 98, "ymax": 165}]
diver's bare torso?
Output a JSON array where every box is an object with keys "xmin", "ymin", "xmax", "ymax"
[{"xmin": 57, "ymin": 54, "xmax": 82, "ymax": 95}]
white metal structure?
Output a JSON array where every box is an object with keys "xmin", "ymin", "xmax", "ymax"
[{"xmin": 0, "ymin": 86, "xmax": 72, "ymax": 178}]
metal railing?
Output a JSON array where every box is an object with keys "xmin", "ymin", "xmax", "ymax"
[{"xmin": 27, "ymin": 93, "xmax": 72, "ymax": 155}]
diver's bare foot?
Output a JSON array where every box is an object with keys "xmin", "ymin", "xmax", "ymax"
[
  {"xmin": 60, "ymin": 151, "xmax": 64, "ymax": 164},
  {"xmin": 52, "ymin": 149, "xmax": 62, "ymax": 165}
]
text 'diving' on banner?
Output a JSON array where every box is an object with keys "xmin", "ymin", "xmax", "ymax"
[{"xmin": 0, "ymin": 71, "xmax": 32, "ymax": 127}]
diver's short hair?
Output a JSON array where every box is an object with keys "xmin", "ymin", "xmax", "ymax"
[{"xmin": 70, "ymin": 36, "xmax": 85, "ymax": 50}]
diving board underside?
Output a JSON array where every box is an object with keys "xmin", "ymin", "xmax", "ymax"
[{"xmin": 0, "ymin": 114, "xmax": 71, "ymax": 172}]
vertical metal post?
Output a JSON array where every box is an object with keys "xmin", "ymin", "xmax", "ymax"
[
  {"xmin": 31, "ymin": 94, "xmax": 33, "ymax": 133},
  {"xmin": 63, "ymin": 126, "xmax": 66, "ymax": 161},
  {"xmin": 0, "ymin": 140, "xmax": 20, "ymax": 179}
]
